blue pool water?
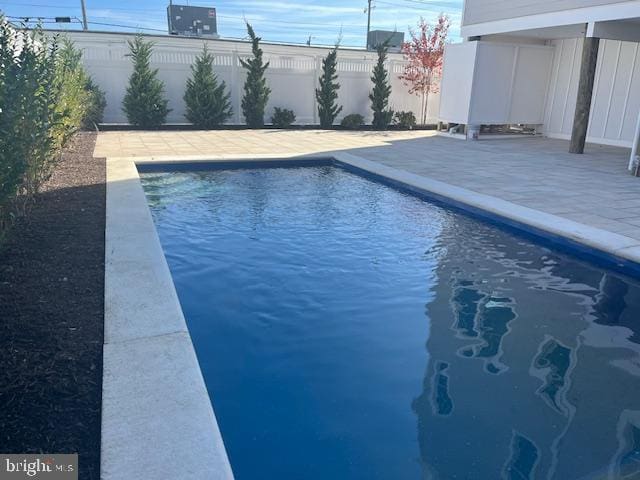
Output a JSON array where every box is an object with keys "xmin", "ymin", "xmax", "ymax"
[{"xmin": 141, "ymin": 166, "xmax": 640, "ymax": 480}]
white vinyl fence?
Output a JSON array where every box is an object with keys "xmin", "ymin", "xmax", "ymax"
[{"xmin": 54, "ymin": 30, "xmax": 440, "ymax": 126}]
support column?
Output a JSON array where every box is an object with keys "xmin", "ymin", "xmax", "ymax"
[{"xmin": 569, "ymin": 36, "xmax": 600, "ymax": 154}]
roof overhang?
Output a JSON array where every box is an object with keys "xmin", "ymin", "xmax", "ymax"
[{"xmin": 461, "ymin": 0, "xmax": 640, "ymax": 39}]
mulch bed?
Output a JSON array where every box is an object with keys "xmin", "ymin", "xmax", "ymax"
[{"xmin": 0, "ymin": 132, "xmax": 105, "ymax": 480}]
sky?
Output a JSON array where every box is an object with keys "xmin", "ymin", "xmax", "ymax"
[{"xmin": 0, "ymin": 0, "xmax": 463, "ymax": 47}]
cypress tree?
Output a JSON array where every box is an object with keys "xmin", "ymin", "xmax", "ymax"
[
  {"xmin": 369, "ymin": 42, "xmax": 393, "ymax": 129},
  {"xmin": 122, "ymin": 35, "xmax": 170, "ymax": 128},
  {"xmin": 184, "ymin": 44, "xmax": 232, "ymax": 128},
  {"xmin": 240, "ymin": 23, "xmax": 270, "ymax": 128},
  {"xmin": 315, "ymin": 47, "xmax": 342, "ymax": 129}
]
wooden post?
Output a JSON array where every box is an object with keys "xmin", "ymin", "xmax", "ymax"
[{"xmin": 569, "ymin": 36, "xmax": 600, "ymax": 154}]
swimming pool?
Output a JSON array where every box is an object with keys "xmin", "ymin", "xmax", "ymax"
[{"xmin": 141, "ymin": 164, "xmax": 640, "ymax": 480}]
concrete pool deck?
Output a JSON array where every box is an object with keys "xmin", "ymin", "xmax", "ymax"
[{"xmin": 98, "ymin": 129, "xmax": 639, "ymax": 479}]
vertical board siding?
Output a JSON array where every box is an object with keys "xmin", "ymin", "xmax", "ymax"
[
  {"xmin": 603, "ymin": 41, "xmax": 627, "ymax": 139},
  {"xmin": 590, "ymin": 40, "xmax": 615, "ymax": 137},
  {"xmin": 621, "ymin": 44, "xmax": 640, "ymax": 140},
  {"xmin": 544, "ymin": 38, "xmax": 640, "ymax": 147},
  {"xmin": 64, "ymin": 32, "xmax": 436, "ymax": 125},
  {"xmin": 543, "ymin": 40, "xmax": 562, "ymax": 130},
  {"xmin": 509, "ymin": 46, "xmax": 554, "ymax": 124}
]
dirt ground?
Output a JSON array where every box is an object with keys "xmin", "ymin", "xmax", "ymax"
[{"xmin": 0, "ymin": 132, "xmax": 105, "ymax": 480}]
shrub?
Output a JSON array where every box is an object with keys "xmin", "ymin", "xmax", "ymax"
[
  {"xmin": 0, "ymin": 19, "xmax": 31, "ymax": 218},
  {"xmin": 369, "ymin": 42, "xmax": 393, "ymax": 130},
  {"xmin": 271, "ymin": 107, "xmax": 296, "ymax": 128},
  {"xmin": 184, "ymin": 44, "xmax": 232, "ymax": 128},
  {"xmin": 240, "ymin": 23, "xmax": 270, "ymax": 128},
  {"xmin": 21, "ymin": 34, "xmax": 91, "ymax": 199},
  {"xmin": 340, "ymin": 113, "xmax": 364, "ymax": 130},
  {"xmin": 51, "ymin": 38, "xmax": 92, "ymax": 146},
  {"xmin": 0, "ymin": 21, "xmax": 95, "ymax": 237},
  {"xmin": 394, "ymin": 111, "xmax": 417, "ymax": 129},
  {"xmin": 54, "ymin": 40, "xmax": 105, "ymax": 133},
  {"xmin": 10, "ymin": 31, "xmax": 58, "ymax": 203},
  {"xmin": 21, "ymin": 37, "xmax": 93, "ymax": 196},
  {"xmin": 316, "ymin": 47, "xmax": 342, "ymax": 129},
  {"xmin": 122, "ymin": 35, "xmax": 170, "ymax": 128},
  {"xmin": 82, "ymin": 77, "xmax": 106, "ymax": 129}
]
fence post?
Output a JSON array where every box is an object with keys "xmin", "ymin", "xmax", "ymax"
[
  {"xmin": 313, "ymin": 55, "xmax": 320, "ymax": 125},
  {"xmin": 232, "ymin": 50, "xmax": 241, "ymax": 124}
]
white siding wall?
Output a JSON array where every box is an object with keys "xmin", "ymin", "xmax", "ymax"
[
  {"xmin": 61, "ymin": 31, "xmax": 437, "ymax": 125},
  {"xmin": 463, "ymin": 0, "xmax": 626, "ymax": 26},
  {"xmin": 544, "ymin": 38, "xmax": 640, "ymax": 147}
]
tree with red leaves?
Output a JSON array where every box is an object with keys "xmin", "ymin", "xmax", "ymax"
[{"xmin": 399, "ymin": 14, "xmax": 450, "ymax": 125}]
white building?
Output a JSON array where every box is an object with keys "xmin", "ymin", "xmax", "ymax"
[{"xmin": 439, "ymin": 0, "xmax": 640, "ymax": 170}]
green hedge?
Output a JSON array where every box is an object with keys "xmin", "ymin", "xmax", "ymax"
[{"xmin": 0, "ymin": 19, "xmax": 103, "ymax": 237}]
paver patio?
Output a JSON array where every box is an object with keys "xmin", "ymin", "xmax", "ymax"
[
  {"xmin": 94, "ymin": 130, "xmax": 434, "ymax": 158},
  {"xmin": 95, "ymin": 130, "xmax": 640, "ymax": 243}
]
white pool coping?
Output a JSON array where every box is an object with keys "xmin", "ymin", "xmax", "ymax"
[
  {"xmin": 102, "ymin": 150, "xmax": 640, "ymax": 479},
  {"xmin": 103, "ymin": 157, "xmax": 234, "ymax": 480}
]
